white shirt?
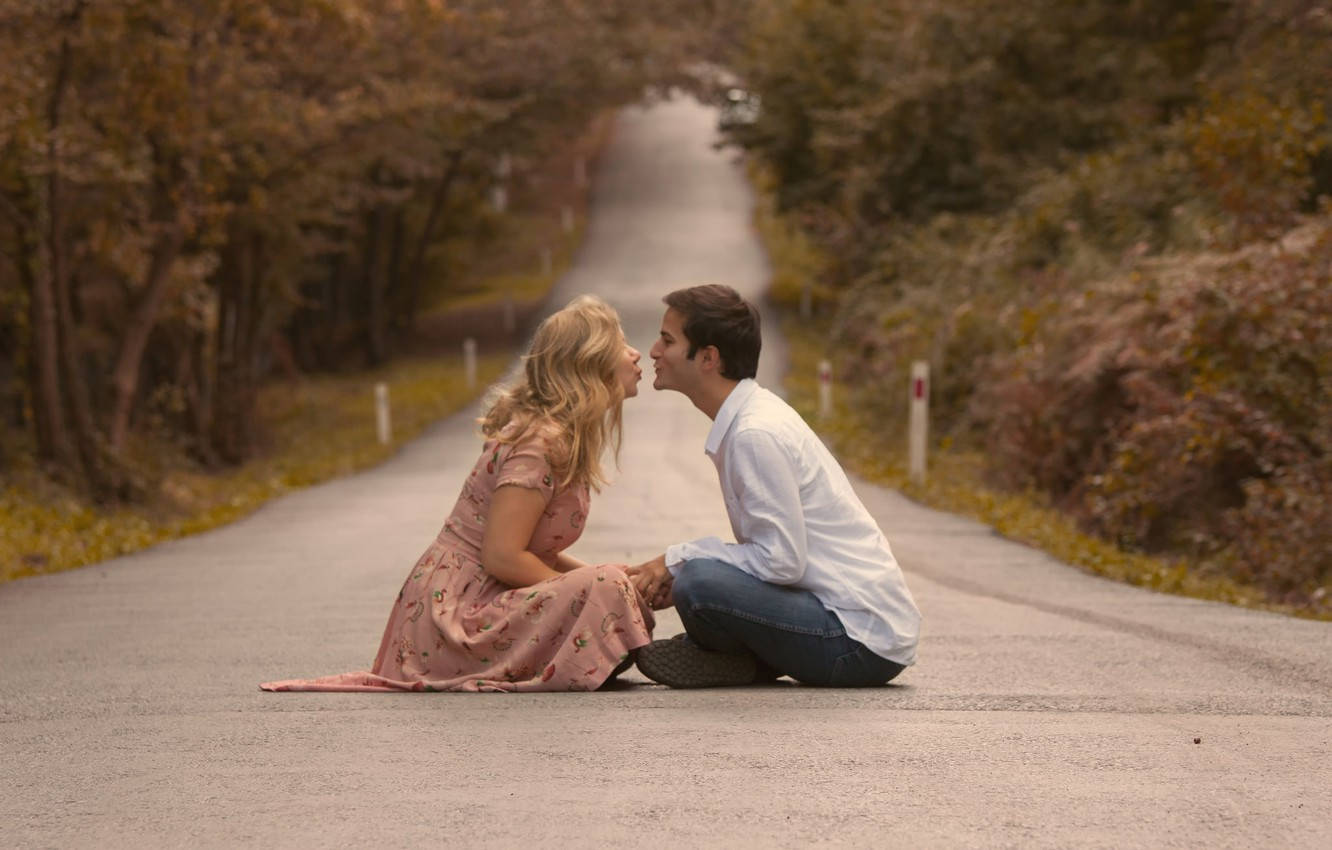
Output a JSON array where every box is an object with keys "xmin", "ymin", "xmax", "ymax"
[{"xmin": 665, "ymin": 379, "xmax": 921, "ymax": 665}]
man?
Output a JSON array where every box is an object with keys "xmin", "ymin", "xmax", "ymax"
[{"xmin": 628, "ymin": 284, "xmax": 920, "ymax": 688}]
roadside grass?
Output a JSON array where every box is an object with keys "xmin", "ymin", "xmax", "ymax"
[
  {"xmin": 754, "ymin": 170, "xmax": 1332, "ymax": 622},
  {"xmin": 1, "ymin": 352, "xmax": 511, "ymax": 583}
]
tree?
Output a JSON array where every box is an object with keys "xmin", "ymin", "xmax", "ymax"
[{"xmin": 1, "ymin": 0, "xmax": 734, "ymax": 492}]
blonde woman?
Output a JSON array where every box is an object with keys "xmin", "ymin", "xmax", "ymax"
[{"xmin": 261, "ymin": 296, "xmax": 653, "ymax": 692}]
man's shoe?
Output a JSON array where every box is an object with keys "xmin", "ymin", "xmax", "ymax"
[
  {"xmin": 597, "ymin": 651, "xmax": 638, "ymax": 690},
  {"xmin": 635, "ymin": 635, "xmax": 758, "ymax": 688}
]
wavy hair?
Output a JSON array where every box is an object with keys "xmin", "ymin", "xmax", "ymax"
[{"xmin": 480, "ymin": 295, "xmax": 626, "ymax": 490}]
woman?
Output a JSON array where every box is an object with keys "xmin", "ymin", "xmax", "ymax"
[{"xmin": 261, "ymin": 295, "xmax": 653, "ymax": 692}]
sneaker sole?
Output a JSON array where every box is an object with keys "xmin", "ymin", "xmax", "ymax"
[{"xmin": 635, "ymin": 639, "xmax": 757, "ymax": 688}]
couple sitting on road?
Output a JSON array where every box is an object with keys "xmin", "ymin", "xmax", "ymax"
[{"xmin": 261, "ymin": 285, "xmax": 920, "ymax": 693}]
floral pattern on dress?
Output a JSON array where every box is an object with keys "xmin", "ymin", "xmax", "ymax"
[{"xmin": 260, "ymin": 424, "xmax": 654, "ymax": 693}]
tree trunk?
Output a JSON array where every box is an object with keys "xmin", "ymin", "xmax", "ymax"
[
  {"xmin": 23, "ymin": 222, "xmax": 74, "ymax": 472},
  {"xmin": 363, "ymin": 206, "xmax": 387, "ymax": 366},
  {"xmin": 184, "ymin": 319, "xmax": 217, "ymax": 468},
  {"xmin": 403, "ymin": 151, "xmax": 463, "ymax": 329},
  {"xmin": 108, "ymin": 227, "xmax": 184, "ymax": 453},
  {"xmin": 29, "ymin": 2, "xmax": 88, "ymax": 483},
  {"xmin": 54, "ymin": 259, "xmax": 124, "ymax": 499},
  {"xmin": 210, "ymin": 220, "xmax": 251, "ymax": 464},
  {"xmin": 387, "ymin": 208, "xmax": 405, "ymax": 330}
]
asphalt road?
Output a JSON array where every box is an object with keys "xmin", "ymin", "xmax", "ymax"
[{"xmin": 3, "ymin": 97, "xmax": 1330, "ymax": 849}]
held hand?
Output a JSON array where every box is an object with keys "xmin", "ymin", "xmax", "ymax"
[
  {"xmin": 650, "ymin": 581, "xmax": 674, "ymax": 610},
  {"xmin": 627, "ymin": 555, "xmax": 669, "ymax": 603}
]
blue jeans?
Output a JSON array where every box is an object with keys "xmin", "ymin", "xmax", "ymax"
[{"xmin": 672, "ymin": 558, "xmax": 905, "ymax": 687}]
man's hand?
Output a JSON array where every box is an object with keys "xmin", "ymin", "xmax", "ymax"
[
  {"xmin": 649, "ymin": 583, "xmax": 674, "ymax": 611},
  {"xmin": 627, "ymin": 555, "xmax": 672, "ymax": 608}
]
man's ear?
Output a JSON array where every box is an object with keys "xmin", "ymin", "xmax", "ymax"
[{"xmin": 699, "ymin": 345, "xmax": 723, "ymax": 375}]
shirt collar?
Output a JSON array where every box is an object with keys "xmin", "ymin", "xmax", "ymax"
[{"xmin": 704, "ymin": 378, "xmax": 758, "ymax": 456}]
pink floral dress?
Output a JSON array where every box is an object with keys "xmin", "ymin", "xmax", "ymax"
[{"xmin": 260, "ymin": 425, "xmax": 655, "ymax": 693}]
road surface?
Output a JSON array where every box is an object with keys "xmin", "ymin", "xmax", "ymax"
[{"xmin": 3, "ymin": 97, "xmax": 1329, "ymax": 849}]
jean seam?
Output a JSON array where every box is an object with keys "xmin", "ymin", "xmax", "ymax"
[{"xmin": 691, "ymin": 602, "xmax": 845, "ymax": 638}]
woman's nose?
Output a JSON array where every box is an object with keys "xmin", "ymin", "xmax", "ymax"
[{"xmin": 630, "ymin": 347, "xmax": 641, "ymax": 362}]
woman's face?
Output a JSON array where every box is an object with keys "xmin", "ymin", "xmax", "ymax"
[{"xmin": 615, "ymin": 337, "xmax": 643, "ymax": 398}]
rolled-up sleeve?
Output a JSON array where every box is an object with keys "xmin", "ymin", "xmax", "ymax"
[{"xmin": 666, "ymin": 429, "xmax": 807, "ymax": 584}]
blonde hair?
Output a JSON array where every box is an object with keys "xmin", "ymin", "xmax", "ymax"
[{"xmin": 480, "ymin": 295, "xmax": 626, "ymax": 490}]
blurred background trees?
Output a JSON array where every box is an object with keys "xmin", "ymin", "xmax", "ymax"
[
  {"xmin": 0, "ymin": 0, "xmax": 721, "ymax": 497},
  {"xmin": 726, "ymin": 0, "xmax": 1332, "ymax": 603}
]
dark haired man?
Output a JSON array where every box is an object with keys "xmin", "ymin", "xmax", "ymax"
[{"xmin": 628, "ymin": 284, "xmax": 920, "ymax": 687}]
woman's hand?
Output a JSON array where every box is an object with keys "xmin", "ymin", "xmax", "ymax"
[{"xmin": 627, "ymin": 555, "xmax": 672, "ymax": 607}]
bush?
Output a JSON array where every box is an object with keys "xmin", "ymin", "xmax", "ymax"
[
  {"xmin": 1186, "ymin": 87, "xmax": 1329, "ymax": 243},
  {"xmin": 737, "ymin": 0, "xmax": 1332, "ymax": 608},
  {"xmin": 979, "ymin": 222, "xmax": 1332, "ymax": 599}
]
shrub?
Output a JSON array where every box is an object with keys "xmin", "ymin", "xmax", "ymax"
[
  {"xmin": 980, "ymin": 222, "xmax": 1332, "ymax": 599},
  {"xmin": 1186, "ymin": 87, "xmax": 1328, "ymax": 243}
]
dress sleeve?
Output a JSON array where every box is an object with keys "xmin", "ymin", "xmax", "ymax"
[{"xmin": 494, "ymin": 432, "xmax": 559, "ymax": 503}]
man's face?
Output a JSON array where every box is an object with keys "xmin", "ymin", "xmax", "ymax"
[{"xmin": 649, "ymin": 308, "xmax": 698, "ymax": 394}]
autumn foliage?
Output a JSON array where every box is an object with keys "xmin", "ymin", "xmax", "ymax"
[
  {"xmin": 729, "ymin": 0, "xmax": 1332, "ymax": 604},
  {"xmin": 0, "ymin": 0, "xmax": 716, "ymax": 500},
  {"xmin": 981, "ymin": 227, "xmax": 1332, "ymax": 600}
]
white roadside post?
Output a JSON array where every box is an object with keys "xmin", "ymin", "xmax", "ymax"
[
  {"xmin": 374, "ymin": 382, "xmax": 391, "ymax": 446},
  {"xmin": 909, "ymin": 360, "xmax": 929, "ymax": 483},
  {"xmin": 463, "ymin": 337, "xmax": 477, "ymax": 389},
  {"xmin": 818, "ymin": 359, "xmax": 833, "ymax": 419}
]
